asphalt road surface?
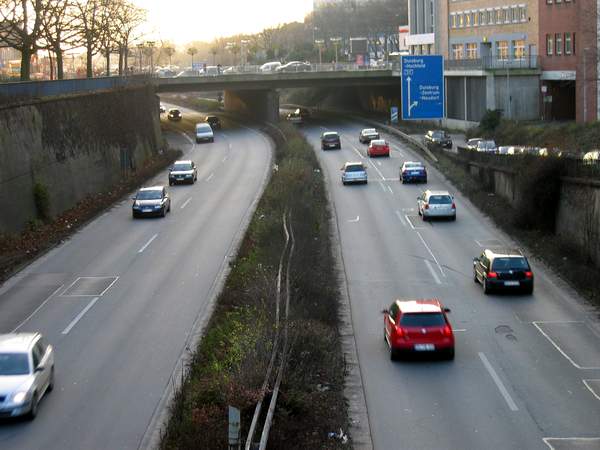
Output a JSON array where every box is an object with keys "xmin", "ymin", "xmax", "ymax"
[
  {"xmin": 0, "ymin": 107, "xmax": 272, "ymax": 449},
  {"xmin": 302, "ymin": 118, "xmax": 600, "ymax": 450}
]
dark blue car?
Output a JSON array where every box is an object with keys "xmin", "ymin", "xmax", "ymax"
[{"xmin": 400, "ymin": 161, "xmax": 427, "ymax": 183}]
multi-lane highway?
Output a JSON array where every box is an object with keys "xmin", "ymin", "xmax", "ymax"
[
  {"xmin": 0, "ymin": 107, "xmax": 272, "ymax": 449},
  {"xmin": 302, "ymin": 118, "xmax": 600, "ymax": 450}
]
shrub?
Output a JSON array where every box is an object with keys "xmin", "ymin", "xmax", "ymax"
[
  {"xmin": 479, "ymin": 109, "xmax": 502, "ymax": 134},
  {"xmin": 33, "ymin": 182, "xmax": 51, "ymax": 221}
]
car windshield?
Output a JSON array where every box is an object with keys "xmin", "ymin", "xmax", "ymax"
[
  {"xmin": 197, "ymin": 124, "xmax": 211, "ymax": 132},
  {"xmin": 345, "ymin": 165, "xmax": 364, "ymax": 172},
  {"xmin": 0, "ymin": 353, "xmax": 29, "ymax": 375},
  {"xmin": 324, "ymin": 134, "xmax": 338, "ymax": 140},
  {"xmin": 405, "ymin": 162, "xmax": 423, "ymax": 169},
  {"xmin": 428, "ymin": 195, "xmax": 452, "ymax": 204},
  {"xmin": 371, "ymin": 140, "xmax": 386, "ymax": 146},
  {"xmin": 485, "ymin": 141, "xmax": 496, "ymax": 149},
  {"xmin": 400, "ymin": 313, "xmax": 445, "ymax": 327},
  {"xmin": 172, "ymin": 163, "xmax": 192, "ymax": 171},
  {"xmin": 169, "ymin": 110, "xmax": 180, "ymax": 114},
  {"xmin": 432, "ymin": 131, "xmax": 444, "ymax": 138},
  {"xmin": 137, "ymin": 190, "xmax": 162, "ymax": 200},
  {"xmin": 492, "ymin": 257, "xmax": 529, "ymax": 271},
  {"xmin": 364, "ymin": 129, "xmax": 377, "ymax": 135}
]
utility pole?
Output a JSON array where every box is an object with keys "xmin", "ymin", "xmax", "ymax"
[
  {"xmin": 506, "ymin": 62, "xmax": 511, "ymax": 119},
  {"xmin": 331, "ymin": 37, "xmax": 342, "ymax": 66},
  {"xmin": 315, "ymin": 39, "xmax": 324, "ymax": 67},
  {"xmin": 583, "ymin": 47, "xmax": 589, "ymax": 122}
]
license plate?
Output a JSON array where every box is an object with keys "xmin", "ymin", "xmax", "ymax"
[
  {"xmin": 411, "ymin": 172, "xmax": 419, "ymax": 175},
  {"xmin": 142, "ymin": 209, "xmax": 152, "ymax": 213},
  {"xmin": 176, "ymin": 177, "xmax": 184, "ymax": 180},
  {"xmin": 504, "ymin": 281, "xmax": 520, "ymax": 286},
  {"xmin": 414, "ymin": 344, "xmax": 435, "ymax": 351}
]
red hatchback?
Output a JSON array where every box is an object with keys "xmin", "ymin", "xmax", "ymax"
[
  {"xmin": 367, "ymin": 139, "xmax": 390, "ymax": 157},
  {"xmin": 383, "ymin": 299, "xmax": 455, "ymax": 360}
]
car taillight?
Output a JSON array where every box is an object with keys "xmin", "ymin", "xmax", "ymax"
[
  {"xmin": 443, "ymin": 325, "xmax": 453, "ymax": 337},
  {"xmin": 395, "ymin": 325, "xmax": 404, "ymax": 337},
  {"xmin": 525, "ymin": 271, "xmax": 533, "ymax": 278},
  {"xmin": 487, "ymin": 271, "xmax": 498, "ymax": 278},
  {"xmin": 451, "ymin": 202, "xmax": 456, "ymax": 209}
]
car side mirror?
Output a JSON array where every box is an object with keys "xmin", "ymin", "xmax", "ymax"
[
  {"xmin": 443, "ymin": 307, "xmax": 451, "ymax": 313},
  {"xmin": 35, "ymin": 365, "xmax": 45, "ymax": 373},
  {"xmin": 131, "ymin": 197, "xmax": 136, "ymax": 201}
]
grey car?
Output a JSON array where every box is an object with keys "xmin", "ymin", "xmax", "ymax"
[
  {"xmin": 417, "ymin": 190, "xmax": 456, "ymax": 221},
  {"xmin": 341, "ymin": 162, "xmax": 368, "ymax": 185},
  {"xmin": 0, "ymin": 333, "xmax": 54, "ymax": 419},
  {"xmin": 132, "ymin": 186, "xmax": 171, "ymax": 218},
  {"xmin": 359, "ymin": 128, "xmax": 380, "ymax": 144},
  {"xmin": 169, "ymin": 160, "xmax": 197, "ymax": 185}
]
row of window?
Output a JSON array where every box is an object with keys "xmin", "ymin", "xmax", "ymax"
[
  {"xmin": 451, "ymin": 40, "xmax": 527, "ymax": 60},
  {"xmin": 546, "ymin": 0, "xmax": 573, "ymax": 4},
  {"xmin": 546, "ymin": 32, "xmax": 575, "ymax": 56},
  {"xmin": 450, "ymin": 5, "xmax": 527, "ymax": 29}
]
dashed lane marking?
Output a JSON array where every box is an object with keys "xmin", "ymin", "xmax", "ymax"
[
  {"xmin": 138, "ymin": 235, "xmax": 158, "ymax": 254},
  {"xmin": 61, "ymin": 297, "xmax": 99, "ymax": 335},
  {"xmin": 180, "ymin": 197, "xmax": 192, "ymax": 209},
  {"xmin": 479, "ymin": 352, "xmax": 519, "ymax": 411}
]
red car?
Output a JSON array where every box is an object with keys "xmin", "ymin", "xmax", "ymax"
[
  {"xmin": 383, "ymin": 299, "xmax": 455, "ymax": 360},
  {"xmin": 367, "ymin": 139, "xmax": 390, "ymax": 157}
]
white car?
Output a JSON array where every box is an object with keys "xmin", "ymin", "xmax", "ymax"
[
  {"xmin": 417, "ymin": 190, "xmax": 456, "ymax": 221},
  {"xmin": 260, "ymin": 61, "xmax": 282, "ymax": 73},
  {"xmin": 466, "ymin": 138, "xmax": 483, "ymax": 150},
  {"xmin": 195, "ymin": 123, "xmax": 214, "ymax": 143},
  {"xmin": 0, "ymin": 333, "xmax": 54, "ymax": 419},
  {"xmin": 359, "ymin": 128, "xmax": 380, "ymax": 144},
  {"xmin": 476, "ymin": 140, "xmax": 497, "ymax": 153},
  {"xmin": 341, "ymin": 162, "xmax": 368, "ymax": 185}
]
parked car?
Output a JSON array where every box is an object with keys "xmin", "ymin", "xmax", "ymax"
[
  {"xmin": 466, "ymin": 138, "xmax": 483, "ymax": 150},
  {"xmin": 476, "ymin": 140, "xmax": 497, "ymax": 153},
  {"xmin": 0, "ymin": 333, "xmax": 54, "ymax": 419},
  {"xmin": 367, "ymin": 139, "xmax": 390, "ymax": 157},
  {"xmin": 400, "ymin": 161, "xmax": 427, "ymax": 183},
  {"xmin": 383, "ymin": 299, "xmax": 455, "ymax": 360},
  {"xmin": 359, "ymin": 128, "xmax": 380, "ymax": 144},
  {"xmin": 424, "ymin": 130, "xmax": 452, "ymax": 149},
  {"xmin": 132, "ymin": 186, "xmax": 171, "ymax": 218},
  {"xmin": 341, "ymin": 161, "xmax": 368, "ymax": 185},
  {"xmin": 167, "ymin": 108, "xmax": 182, "ymax": 121},
  {"xmin": 321, "ymin": 131, "xmax": 341, "ymax": 150},
  {"xmin": 276, "ymin": 61, "xmax": 311, "ymax": 72},
  {"xmin": 168, "ymin": 160, "xmax": 197, "ymax": 185},
  {"xmin": 473, "ymin": 249, "xmax": 534, "ymax": 295},
  {"xmin": 195, "ymin": 123, "xmax": 214, "ymax": 143},
  {"xmin": 205, "ymin": 115, "xmax": 221, "ymax": 130},
  {"xmin": 417, "ymin": 190, "xmax": 456, "ymax": 221},
  {"xmin": 260, "ymin": 61, "xmax": 282, "ymax": 72}
]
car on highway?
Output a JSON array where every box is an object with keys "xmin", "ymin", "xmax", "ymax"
[
  {"xmin": 359, "ymin": 128, "xmax": 380, "ymax": 144},
  {"xmin": 341, "ymin": 161, "xmax": 368, "ymax": 185},
  {"xmin": 205, "ymin": 115, "xmax": 221, "ymax": 130},
  {"xmin": 168, "ymin": 160, "xmax": 197, "ymax": 185},
  {"xmin": 417, "ymin": 190, "xmax": 456, "ymax": 221},
  {"xmin": 367, "ymin": 139, "xmax": 390, "ymax": 157},
  {"xmin": 167, "ymin": 108, "xmax": 182, "ymax": 121},
  {"xmin": 260, "ymin": 61, "xmax": 282, "ymax": 72},
  {"xmin": 321, "ymin": 131, "xmax": 341, "ymax": 150},
  {"xmin": 473, "ymin": 249, "xmax": 534, "ymax": 295},
  {"xmin": 466, "ymin": 138, "xmax": 483, "ymax": 151},
  {"xmin": 0, "ymin": 333, "xmax": 54, "ymax": 419},
  {"xmin": 276, "ymin": 61, "xmax": 311, "ymax": 72},
  {"xmin": 476, "ymin": 140, "xmax": 497, "ymax": 153},
  {"xmin": 400, "ymin": 161, "xmax": 427, "ymax": 183},
  {"xmin": 286, "ymin": 110, "xmax": 303, "ymax": 124},
  {"xmin": 195, "ymin": 123, "xmax": 214, "ymax": 143},
  {"xmin": 174, "ymin": 69, "xmax": 202, "ymax": 77},
  {"xmin": 159, "ymin": 104, "xmax": 166, "ymax": 114},
  {"xmin": 132, "ymin": 186, "xmax": 171, "ymax": 218},
  {"xmin": 383, "ymin": 299, "xmax": 455, "ymax": 360},
  {"xmin": 423, "ymin": 130, "xmax": 452, "ymax": 149}
]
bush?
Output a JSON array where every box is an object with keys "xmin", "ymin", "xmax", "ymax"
[
  {"xmin": 479, "ymin": 109, "xmax": 502, "ymax": 134},
  {"xmin": 33, "ymin": 182, "xmax": 51, "ymax": 221}
]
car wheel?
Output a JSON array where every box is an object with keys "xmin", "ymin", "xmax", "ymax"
[
  {"xmin": 483, "ymin": 279, "xmax": 491, "ymax": 295},
  {"xmin": 473, "ymin": 270, "xmax": 479, "ymax": 284},
  {"xmin": 161, "ymin": 207, "xmax": 166, "ymax": 217},
  {"xmin": 169, "ymin": 180, "xmax": 173, "ymax": 186},
  {"xmin": 422, "ymin": 214, "xmax": 428, "ymax": 221},
  {"xmin": 401, "ymin": 178, "xmax": 405, "ymax": 184},
  {"xmin": 47, "ymin": 367, "xmax": 55, "ymax": 392},
  {"xmin": 390, "ymin": 347, "xmax": 399, "ymax": 361},
  {"xmin": 132, "ymin": 212, "xmax": 137, "ymax": 219},
  {"xmin": 27, "ymin": 393, "xmax": 39, "ymax": 420},
  {"xmin": 444, "ymin": 348, "xmax": 455, "ymax": 360},
  {"xmin": 210, "ymin": 138, "xmax": 214, "ymax": 143},
  {"xmin": 451, "ymin": 214, "xmax": 456, "ymax": 221},
  {"xmin": 342, "ymin": 181, "xmax": 347, "ymax": 185},
  {"xmin": 423, "ymin": 178, "xmax": 427, "ymax": 184},
  {"xmin": 525, "ymin": 286, "xmax": 534, "ymax": 295}
]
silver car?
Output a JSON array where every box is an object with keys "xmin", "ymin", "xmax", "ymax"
[
  {"xmin": 417, "ymin": 190, "xmax": 456, "ymax": 221},
  {"xmin": 359, "ymin": 128, "xmax": 380, "ymax": 144},
  {"xmin": 341, "ymin": 162, "xmax": 368, "ymax": 185},
  {"xmin": 0, "ymin": 333, "xmax": 54, "ymax": 419}
]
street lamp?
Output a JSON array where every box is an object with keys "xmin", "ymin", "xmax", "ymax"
[
  {"xmin": 330, "ymin": 37, "xmax": 342, "ymax": 66},
  {"xmin": 315, "ymin": 39, "xmax": 325, "ymax": 66},
  {"xmin": 137, "ymin": 43, "xmax": 144, "ymax": 72},
  {"xmin": 240, "ymin": 39, "xmax": 250, "ymax": 67},
  {"xmin": 146, "ymin": 41, "xmax": 155, "ymax": 73}
]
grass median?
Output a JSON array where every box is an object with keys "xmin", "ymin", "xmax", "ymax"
[{"xmin": 160, "ymin": 122, "xmax": 348, "ymax": 449}]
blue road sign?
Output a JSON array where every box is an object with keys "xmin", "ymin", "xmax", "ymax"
[
  {"xmin": 390, "ymin": 106, "xmax": 399, "ymax": 124},
  {"xmin": 401, "ymin": 55, "xmax": 444, "ymax": 120}
]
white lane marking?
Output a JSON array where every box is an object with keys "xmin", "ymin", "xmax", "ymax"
[
  {"xmin": 61, "ymin": 297, "xmax": 99, "ymax": 335},
  {"xmin": 543, "ymin": 438, "xmax": 600, "ymax": 450},
  {"xmin": 395, "ymin": 210, "xmax": 407, "ymax": 226},
  {"xmin": 59, "ymin": 276, "xmax": 118, "ymax": 297},
  {"xmin": 180, "ymin": 197, "xmax": 192, "ymax": 209},
  {"xmin": 454, "ymin": 329, "xmax": 467, "ymax": 332},
  {"xmin": 391, "ymin": 144, "xmax": 405, "ymax": 156},
  {"xmin": 138, "ymin": 234, "xmax": 158, "ymax": 254},
  {"xmin": 583, "ymin": 379, "xmax": 600, "ymax": 401},
  {"xmin": 405, "ymin": 214, "xmax": 415, "ymax": 230},
  {"xmin": 478, "ymin": 352, "xmax": 519, "ymax": 411},
  {"xmin": 348, "ymin": 216, "xmax": 360, "ymax": 223},
  {"xmin": 416, "ymin": 231, "xmax": 445, "ymax": 277},
  {"xmin": 387, "ymin": 185, "xmax": 394, "ymax": 195},
  {"xmin": 228, "ymin": 144, "xmax": 232, "ymax": 151},
  {"xmin": 424, "ymin": 259, "xmax": 441, "ymax": 285},
  {"xmin": 98, "ymin": 277, "xmax": 119, "ymax": 296},
  {"xmin": 351, "ymin": 145, "xmax": 365, "ymax": 160},
  {"xmin": 402, "ymin": 207, "xmax": 416, "ymax": 212},
  {"xmin": 384, "ymin": 177, "xmax": 400, "ymax": 181},
  {"xmin": 179, "ymin": 131, "xmax": 195, "ymax": 147},
  {"xmin": 377, "ymin": 161, "xmax": 382, "ymax": 166},
  {"xmin": 206, "ymin": 173, "xmax": 214, "ymax": 182},
  {"xmin": 379, "ymin": 182, "xmax": 387, "ymax": 193},
  {"xmin": 532, "ymin": 321, "xmax": 600, "ymax": 369},
  {"xmin": 11, "ymin": 284, "xmax": 64, "ymax": 333},
  {"xmin": 368, "ymin": 160, "xmax": 386, "ymax": 180}
]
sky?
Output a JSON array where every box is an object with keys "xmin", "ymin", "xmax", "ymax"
[{"xmin": 133, "ymin": 0, "xmax": 314, "ymax": 45}]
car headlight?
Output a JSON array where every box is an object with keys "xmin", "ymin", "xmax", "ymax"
[{"xmin": 13, "ymin": 391, "xmax": 27, "ymax": 404}]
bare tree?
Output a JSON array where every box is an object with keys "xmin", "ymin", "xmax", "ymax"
[
  {"xmin": 73, "ymin": 0, "xmax": 112, "ymax": 78},
  {"xmin": 39, "ymin": 0, "xmax": 78, "ymax": 79},
  {"xmin": 186, "ymin": 46, "xmax": 197, "ymax": 68},
  {"xmin": 113, "ymin": 0, "xmax": 145, "ymax": 75}
]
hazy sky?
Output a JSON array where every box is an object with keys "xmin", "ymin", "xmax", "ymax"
[{"xmin": 134, "ymin": 0, "xmax": 314, "ymax": 45}]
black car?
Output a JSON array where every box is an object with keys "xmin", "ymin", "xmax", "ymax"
[
  {"xmin": 424, "ymin": 130, "xmax": 452, "ymax": 149},
  {"xmin": 473, "ymin": 249, "xmax": 534, "ymax": 295},
  {"xmin": 167, "ymin": 108, "xmax": 182, "ymax": 121},
  {"xmin": 168, "ymin": 160, "xmax": 197, "ymax": 185},
  {"xmin": 321, "ymin": 131, "xmax": 341, "ymax": 150},
  {"xmin": 132, "ymin": 186, "xmax": 171, "ymax": 218},
  {"xmin": 205, "ymin": 115, "xmax": 221, "ymax": 129}
]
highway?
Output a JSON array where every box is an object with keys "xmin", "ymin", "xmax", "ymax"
[
  {"xmin": 302, "ymin": 118, "xmax": 600, "ymax": 450},
  {"xmin": 0, "ymin": 107, "xmax": 272, "ymax": 449}
]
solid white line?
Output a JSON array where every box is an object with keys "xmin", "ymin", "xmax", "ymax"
[
  {"xmin": 387, "ymin": 185, "xmax": 394, "ymax": 194},
  {"xmin": 454, "ymin": 329, "xmax": 467, "ymax": 332},
  {"xmin": 368, "ymin": 160, "xmax": 386, "ymax": 180},
  {"xmin": 532, "ymin": 321, "xmax": 600, "ymax": 369},
  {"xmin": 11, "ymin": 284, "xmax": 64, "ymax": 333},
  {"xmin": 60, "ymin": 277, "xmax": 82, "ymax": 296},
  {"xmin": 138, "ymin": 234, "xmax": 158, "ymax": 254},
  {"xmin": 478, "ymin": 352, "xmax": 519, "ymax": 411},
  {"xmin": 61, "ymin": 297, "xmax": 99, "ymax": 335},
  {"xmin": 416, "ymin": 231, "xmax": 445, "ymax": 277},
  {"xmin": 543, "ymin": 437, "xmax": 600, "ymax": 450},
  {"xmin": 377, "ymin": 161, "xmax": 382, "ymax": 166},
  {"xmin": 206, "ymin": 173, "xmax": 214, "ymax": 182},
  {"xmin": 180, "ymin": 197, "xmax": 192, "ymax": 209},
  {"xmin": 179, "ymin": 131, "xmax": 194, "ymax": 146},
  {"xmin": 351, "ymin": 145, "xmax": 365, "ymax": 160},
  {"xmin": 583, "ymin": 379, "xmax": 600, "ymax": 401},
  {"xmin": 424, "ymin": 260, "xmax": 441, "ymax": 285},
  {"xmin": 391, "ymin": 144, "xmax": 405, "ymax": 156},
  {"xmin": 384, "ymin": 177, "xmax": 400, "ymax": 181},
  {"xmin": 379, "ymin": 182, "xmax": 387, "ymax": 193},
  {"xmin": 98, "ymin": 277, "xmax": 119, "ymax": 296},
  {"xmin": 395, "ymin": 210, "xmax": 407, "ymax": 226},
  {"xmin": 405, "ymin": 214, "xmax": 415, "ymax": 230}
]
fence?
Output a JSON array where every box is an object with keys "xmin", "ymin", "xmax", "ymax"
[{"xmin": 445, "ymin": 55, "xmax": 540, "ymax": 71}]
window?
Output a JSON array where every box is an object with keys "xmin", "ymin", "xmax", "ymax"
[
  {"xmin": 389, "ymin": 303, "xmax": 400, "ymax": 322},
  {"xmin": 450, "ymin": 13, "xmax": 456, "ymax": 29},
  {"xmin": 572, "ymin": 33, "xmax": 576, "ymax": 54},
  {"xmin": 466, "ymin": 43, "xmax": 478, "ymax": 59},
  {"xmin": 479, "ymin": 10, "xmax": 486, "ymax": 25},
  {"xmin": 565, "ymin": 33, "xmax": 572, "ymax": 54},
  {"xmin": 519, "ymin": 5, "xmax": 527, "ymax": 22},
  {"xmin": 503, "ymin": 7, "xmax": 510, "ymax": 23},
  {"xmin": 452, "ymin": 44, "xmax": 464, "ymax": 60},
  {"xmin": 497, "ymin": 40, "xmax": 509, "ymax": 60},
  {"xmin": 555, "ymin": 33, "xmax": 563, "ymax": 55},
  {"xmin": 546, "ymin": 34, "xmax": 554, "ymax": 56},
  {"xmin": 493, "ymin": 8, "xmax": 499, "ymax": 24},
  {"xmin": 465, "ymin": 11, "xmax": 471, "ymax": 27},
  {"xmin": 511, "ymin": 6, "xmax": 519, "ymax": 23},
  {"xmin": 400, "ymin": 313, "xmax": 446, "ymax": 327},
  {"xmin": 513, "ymin": 40, "xmax": 526, "ymax": 59},
  {"xmin": 486, "ymin": 9, "xmax": 493, "ymax": 24},
  {"xmin": 458, "ymin": 13, "xmax": 464, "ymax": 28},
  {"xmin": 546, "ymin": 0, "xmax": 552, "ymax": 3},
  {"xmin": 473, "ymin": 11, "xmax": 479, "ymax": 26}
]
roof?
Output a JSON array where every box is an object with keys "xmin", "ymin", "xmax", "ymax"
[
  {"xmin": 370, "ymin": 139, "xmax": 387, "ymax": 145},
  {"xmin": 362, "ymin": 128, "xmax": 377, "ymax": 133},
  {"xmin": 0, "ymin": 333, "xmax": 38, "ymax": 352},
  {"xmin": 484, "ymin": 248, "xmax": 525, "ymax": 259},
  {"xmin": 139, "ymin": 186, "xmax": 164, "ymax": 192},
  {"xmin": 174, "ymin": 160, "xmax": 192, "ymax": 165},
  {"xmin": 395, "ymin": 299, "xmax": 443, "ymax": 314},
  {"xmin": 323, "ymin": 131, "xmax": 339, "ymax": 136},
  {"xmin": 425, "ymin": 190, "xmax": 451, "ymax": 196},
  {"xmin": 344, "ymin": 161, "xmax": 364, "ymax": 167}
]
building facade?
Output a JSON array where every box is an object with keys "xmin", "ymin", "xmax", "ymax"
[{"xmin": 407, "ymin": 0, "xmax": 449, "ymax": 55}]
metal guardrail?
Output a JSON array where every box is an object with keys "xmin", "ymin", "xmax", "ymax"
[{"xmin": 445, "ymin": 55, "xmax": 539, "ymax": 71}]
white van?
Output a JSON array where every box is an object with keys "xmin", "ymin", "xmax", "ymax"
[
  {"xmin": 260, "ymin": 61, "xmax": 282, "ymax": 73},
  {"xmin": 195, "ymin": 123, "xmax": 214, "ymax": 143}
]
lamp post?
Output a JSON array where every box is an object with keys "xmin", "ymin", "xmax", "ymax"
[
  {"xmin": 137, "ymin": 43, "xmax": 144, "ymax": 72},
  {"xmin": 315, "ymin": 39, "xmax": 324, "ymax": 67},
  {"xmin": 330, "ymin": 37, "xmax": 342, "ymax": 66},
  {"xmin": 146, "ymin": 41, "xmax": 155, "ymax": 73}
]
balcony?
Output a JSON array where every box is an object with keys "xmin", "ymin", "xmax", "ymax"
[{"xmin": 445, "ymin": 55, "xmax": 540, "ymax": 71}]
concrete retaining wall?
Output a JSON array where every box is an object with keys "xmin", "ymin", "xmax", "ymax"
[{"xmin": 0, "ymin": 87, "xmax": 162, "ymax": 233}]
